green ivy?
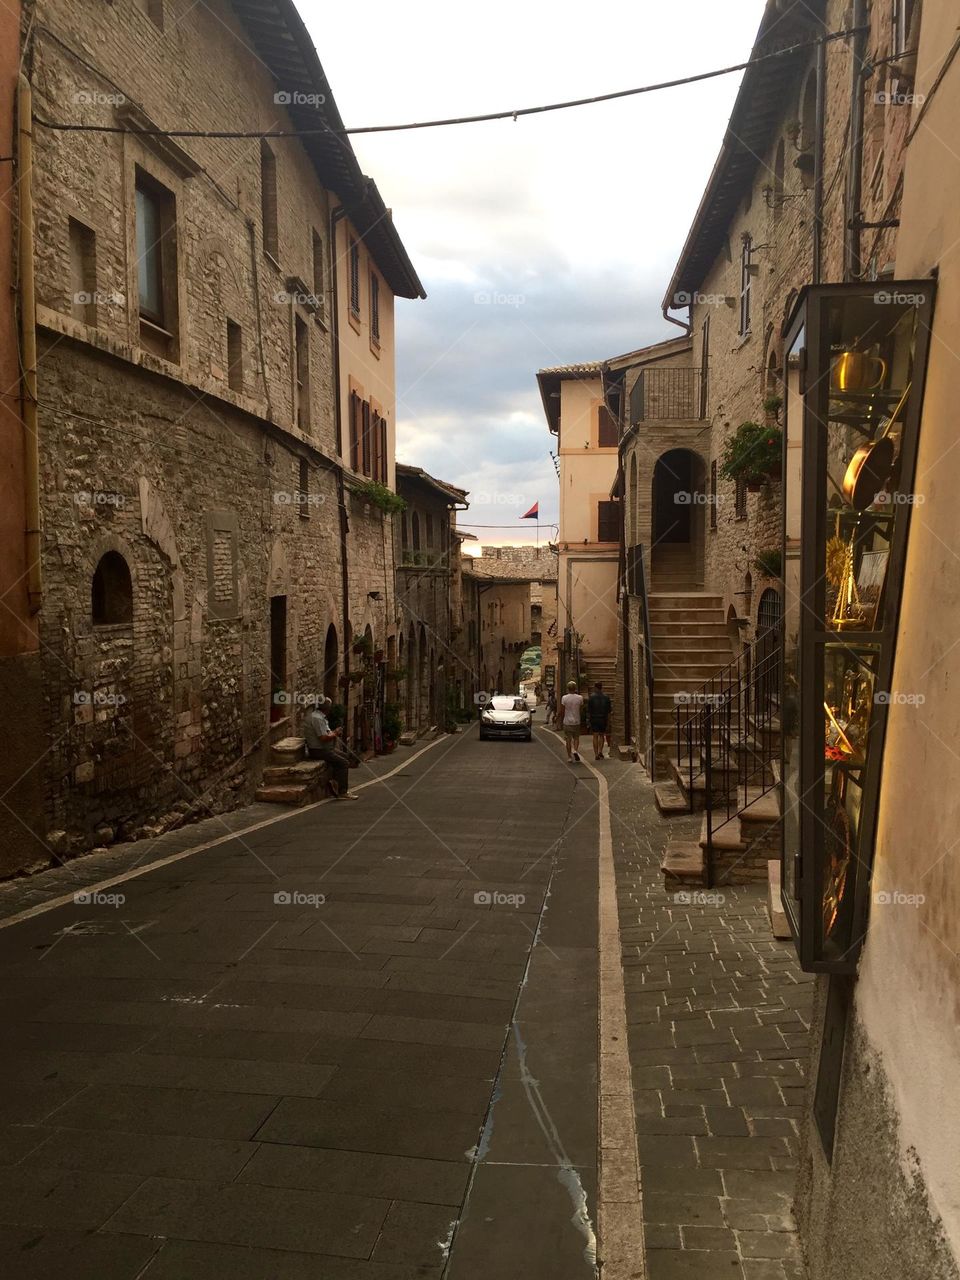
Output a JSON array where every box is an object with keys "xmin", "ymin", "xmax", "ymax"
[
  {"xmin": 754, "ymin": 547, "xmax": 783, "ymax": 578},
  {"xmin": 350, "ymin": 479, "xmax": 407, "ymax": 515}
]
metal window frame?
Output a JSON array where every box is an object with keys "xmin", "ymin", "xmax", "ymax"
[{"xmin": 780, "ymin": 280, "xmax": 937, "ymax": 972}]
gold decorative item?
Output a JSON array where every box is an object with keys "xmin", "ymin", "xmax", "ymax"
[
  {"xmin": 842, "ymin": 383, "xmax": 910, "ymax": 511},
  {"xmin": 831, "ymin": 347, "xmax": 887, "ymax": 393},
  {"xmin": 831, "ymin": 535, "xmax": 867, "ymax": 629}
]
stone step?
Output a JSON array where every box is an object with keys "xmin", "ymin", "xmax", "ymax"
[
  {"xmin": 740, "ymin": 787, "xmax": 781, "ymax": 823},
  {"xmin": 654, "ymin": 663, "xmax": 729, "ymax": 681},
  {"xmin": 654, "ymin": 783, "xmax": 689, "ymax": 815},
  {"xmin": 700, "ymin": 813, "xmax": 745, "ymax": 851},
  {"xmin": 661, "ymin": 840, "xmax": 706, "ymax": 885},
  {"xmin": 768, "ymin": 860, "xmax": 791, "ymax": 938},
  {"xmin": 270, "ymin": 736, "xmax": 306, "ymax": 766},
  {"xmin": 655, "ymin": 640, "xmax": 733, "ymax": 657},
  {"xmin": 650, "ymin": 623, "xmax": 732, "ymax": 637},
  {"xmin": 649, "ymin": 593, "xmax": 723, "ymax": 607},
  {"xmin": 649, "ymin": 607, "xmax": 726, "ymax": 623},
  {"xmin": 261, "ymin": 761, "xmax": 327, "ymax": 786},
  {"xmin": 255, "ymin": 783, "xmax": 314, "ymax": 806}
]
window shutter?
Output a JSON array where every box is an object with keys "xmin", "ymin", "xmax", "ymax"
[
  {"xmin": 349, "ymin": 392, "xmax": 360, "ymax": 471},
  {"xmin": 378, "ymin": 414, "xmax": 388, "ymax": 482},
  {"xmin": 598, "ymin": 500, "xmax": 620, "ymax": 543},
  {"xmin": 361, "ymin": 400, "xmax": 372, "ymax": 476},
  {"xmin": 598, "ymin": 405, "xmax": 618, "ymax": 447}
]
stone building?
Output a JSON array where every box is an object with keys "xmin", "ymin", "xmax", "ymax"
[
  {"xmin": 13, "ymin": 0, "xmax": 421, "ymax": 867},
  {"xmin": 536, "ymin": 363, "xmax": 620, "ymax": 700},
  {"xmin": 0, "ymin": 0, "xmax": 47, "ymax": 876},
  {"xmin": 394, "ymin": 465, "xmax": 468, "ymax": 734},
  {"xmin": 463, "ymin": 545, "xmax": 559, "ymax": 697}
]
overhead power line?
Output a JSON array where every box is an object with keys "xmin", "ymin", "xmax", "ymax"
[{"xmin": 33, "ymin": 26, "xmax": 865, "ymax": 142}]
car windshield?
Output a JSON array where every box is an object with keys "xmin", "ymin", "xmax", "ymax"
[{"xmin": 490, "ymin": 696, "xmax": 525, "ymax": 711}]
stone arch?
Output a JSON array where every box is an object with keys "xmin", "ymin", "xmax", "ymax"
[
  {"xmin": 650, "ymin": 446, "xmax": 708, "ymax": 588},
  {"xmin": 92, "ymin": 550, "xmax": 133, "ymax": 626},
  {"xmin": 323, "ymin": 623, "xmax": 339, "ymax": 702}
]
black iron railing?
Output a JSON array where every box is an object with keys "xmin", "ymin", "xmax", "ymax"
[
  {"xmin": 630, "ymin": 368, "xmax": 704, "ymax": 424},
  {"xmin": 627, "ymin": 544, "xmax": 657, "ymax": 779},
  {"xmin": 674, "ymin": 641, "xmax": 781, "ymax": 887}
]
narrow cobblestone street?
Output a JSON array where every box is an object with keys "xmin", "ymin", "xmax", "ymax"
[{"xmin": 0, "ymin": 717, "xmax": 814, "ymax": 1278}]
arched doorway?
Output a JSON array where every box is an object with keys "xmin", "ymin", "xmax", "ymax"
[
  {"xmin": 322, "ymin": 623, "xmax": 339, "ymax": 702},
  {"xmin": 417, "ymin": 624, "xmax": 428, "ymax": 728},
  {"xmin": 650, "ymin": 448, "xmax": 707, "ymax": 588},
  {"xmin": 406, "ymin": 622, "xmax": 418, "ymax": 731}
]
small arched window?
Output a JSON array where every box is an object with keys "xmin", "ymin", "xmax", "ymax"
[{"xmin": 92, "ymin": 551, "xmax": 133, "ymax": 626}]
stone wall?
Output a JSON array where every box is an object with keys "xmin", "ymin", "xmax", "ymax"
[{"xmin": 37, "ymin": 335, "xmax": 344, "ymax": 856}]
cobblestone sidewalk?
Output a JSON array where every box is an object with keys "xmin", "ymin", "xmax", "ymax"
[{"xmin": 606, "ymin": 762, "xmax": 814, "ymax": 1280}]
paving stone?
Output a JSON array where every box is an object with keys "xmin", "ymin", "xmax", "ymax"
[
  {"xmin": 642, "ymin": 1193, "xmax": 725, "ymax": 1227},
  {"xmin": 44, "ymin": 1084, "xmax": 278, "ymax": 1140},
  {"xmin": 646, "ymin": 1247, "xmax": 743, "ymax": 1278},
  {"xmin": 105, "ymin": 1176, "xmax": 390, "ymax": 1256},
  {"xmin": 0, "ymin": 1224, "xmax": 159, "ymax": 1279},
  {"xmin": 681, "ymin": 1224, "xmax": 739, "ymax": 1251},
  {"xmin": 0, "ymin": 1167, "xmax": 144, "ymax": 1230},
  {"xmin": 372, "ymin": 1200, "xmax": 458, "ymax": 1265},
  {"xmin": 21, "ymin": 1127, "xmax": 256, "ymax": 1181},
  {"xmin": 238, "ymin": 1143, "xmax": 468, "ymax": 1205},
  {"xmin": 255, "ymin": 1096, "xmax": 479, "ymax": 1162}
]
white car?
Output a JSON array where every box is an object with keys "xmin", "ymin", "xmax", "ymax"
[{"xmin": 479, "ymin": 695, "xmax": 533, "ymax": 742}]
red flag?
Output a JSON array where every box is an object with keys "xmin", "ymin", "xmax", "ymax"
[{"xmin": 520, "ymin": 502, "xmax": 539, "ymax": 519}]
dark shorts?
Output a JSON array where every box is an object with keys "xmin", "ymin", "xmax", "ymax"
[{"xmin": 589, "ymin": 720, "xmax": 608, "ymax": 734}]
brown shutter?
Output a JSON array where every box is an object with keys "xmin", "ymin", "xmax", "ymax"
[
  {"xmin": 597, "ymin": 499, "xmax": 620, "ymax": 543},
  {"xmin": 378, "ymin": 414, "xmax": 388, "ymax": 482},
  {"xmin": 598, "ymin": 405, "xmax": 618, "ymax": 447},
  {"xmin": 349, "ymin": 391, "xmax": 360, "ymax": 471},
  {"xmin": 361, "ymin": 400, "xmax": 371, "ymax": 476}
]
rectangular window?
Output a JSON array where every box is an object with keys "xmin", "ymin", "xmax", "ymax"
[
  {"xmin": 710, "ymin": 460, "xmax": 718, "ymax": 530},
  {"xmin": 294, "ymin": 314, "xmax": 310, "ymax": 430},
  {"xmin": 735, "ymin": 473, "xmax": 747, "ymax": 519},
  {"xmin": 68, "ymin": 217, "xmax": 97, "ymax": 325},
  {"xmin": 370, "ymin": 271, "xmax": 380, "ymax": 344},
  {"xmin": 892, "ymin": 0, "xmax": 909, "ymax": 57},
  {"xmin": 261, "ymin": 141, "xmax": 278, "ymax": 261},
  {"xmin": 372, "ymin": 410, "xmax": 385, "ymax": 483},
  {"xmin": 226, "ymin": 320, "xmax": 243, "ymax": 393},
  {"xmin": 145, "ymin": 0, "xmax": 164, "ymax": 28},
  {"xmin": 598, "ymin": 404, "xmax": 618, "ymax": 447},
  {"xmin": 349, "ymin": 239, "xmax": 360, "ymax": 317},
  {"xmin": 739, "ymin": 235, "xmax": 753, "ymax": 337},
  {"xmin": 135, "ymin": 169, "xmax": 178, "ymax": 355},
  {"xmin": 311, "ymin": 229, "xmax": 325, "ymax": 314},
  {"xmin": 378, "ymin": 414, "xmax": 387, "ymax": 483},
  {"xmin": 298, "ymin": 458, "xmax": 309, "ymax": 519},
  {"xmin": 597, "ymin": 500, "xmax": 619, "ymax": 543}
]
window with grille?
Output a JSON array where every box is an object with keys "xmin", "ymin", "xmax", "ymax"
[{"xmin": 597, "ymin": 499, "xmax": 620, "ymax": 543}]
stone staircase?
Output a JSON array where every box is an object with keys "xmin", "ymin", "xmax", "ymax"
[
  {"xmin": 581, "ymin": 654, "xmax": 619, "ymax": 739},
  {"xmin": 651, "ymin": 544, "xmax": 702, "ymax": 592},
  {"xmin": 646, "ymin": 592, "xmax": 734, "ymax": 780},
  {"xmin": 255, "ymin": 736, "xmax": 329, "ymax": 806}
]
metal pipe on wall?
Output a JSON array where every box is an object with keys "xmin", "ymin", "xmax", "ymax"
[
  {"xmin": 845, "ymin": 0, "xmax": 868, "ymax": 280},
  {"xmin": 17, "ymin": 74, "xmax": 41, "ymax": 615}
]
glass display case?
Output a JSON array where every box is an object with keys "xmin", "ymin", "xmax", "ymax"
[{"xmin": 780, "ymin": 282, "xmax": 936, "ymax": 971}]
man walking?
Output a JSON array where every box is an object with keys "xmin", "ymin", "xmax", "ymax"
[
  {"xmin": 304, "ymin": 697, "xmax": 357, "ymax": 799},
  {"xmin": 557, "ymin": 680, "xmax": 584, "ymax": 763},
  {"xmin": 587, "ymin": 681, "xmax": 613, "ymax": 761}
]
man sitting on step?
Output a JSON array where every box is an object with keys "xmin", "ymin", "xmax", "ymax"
[{"xmin": 303, "ymin": 698, "xmax": 357, "ymax": 799}]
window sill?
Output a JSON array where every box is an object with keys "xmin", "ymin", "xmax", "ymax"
[
  {"xmin": 264, "ymin": 251, "xmax": 281, "ymax": 273},
  {"xmin": 348, "ymin": 309, "xmax": 362, "ymax": 335},
  {"xmin": 369, "ymin": 337, "xmax": 381, "ymax": 359},
  {"xmin": 734, "ymin": 330, "xmax": 752, "ymax": 351}
]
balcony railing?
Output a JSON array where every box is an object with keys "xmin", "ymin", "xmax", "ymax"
[{"xmin": 630, "ymin": 368, "xmax": 704, "ymax": 424}]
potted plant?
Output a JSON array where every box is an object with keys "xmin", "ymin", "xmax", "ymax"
[
  {"xmin": 327, "ymin": 703, "xmax": 345, "ymax": 730},
  {"xmin": 720, "ymin": 421, "xmax": 783, "ymax": 491},
  {"xmin": 352, "ymin": 634, "xmax": 373, "ymax": 658},
  {"xmin": 763, "ymin": 393, "xmax": 783, "ymax": 421},
  {"xmin": 349, "ymin": 479, "xmax": 407, "ymax": 516},
  {"xmin": 754, "ymin": 547, "xmax": 783, "ymax": 578},
  {"xmin": 382, "ymin": 701, "xmax": 402, "ymax": 750}
]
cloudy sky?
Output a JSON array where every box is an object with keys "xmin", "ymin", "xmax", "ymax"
[{"xmin": 305, "ymin": 0, "xmax": 765, "ymax": 541}]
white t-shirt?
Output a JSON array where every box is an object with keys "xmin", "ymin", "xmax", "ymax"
[{"xmin": 561, "ymin": 693, "xmax": 584, "ymax": 726}]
